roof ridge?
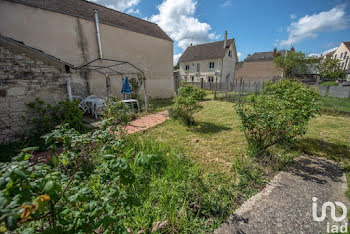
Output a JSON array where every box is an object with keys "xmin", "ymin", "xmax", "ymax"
[
  {"xmin": 79, "ymin": 0, "xmax": 159, "ymax": 26},
  {"xmin": 252, "ymin": 49, "xmax": 286, "ymax": 54},
  {"xmin": 5, "ymin": 0, "xmax": 172, "ymax": 42},
  {"xmin": 190, "ymin": 38, "xmax": 234, "ymax": 47}
]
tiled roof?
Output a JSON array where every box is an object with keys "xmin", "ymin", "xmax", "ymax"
[
  {"xmin": 178, "ymin": 39, "xmax": 235, "ymax": 63},
  {"xmin": 324, "ymin": 51, "xmax": 335, "ymax": 58},
  {"xmin": 6, "ymin": 0, "xmax": 173, "ymax": 42},
  {"xmin": 245, "ymin": 50, "xmax": 287, "ymax": 62},
  {"xmin": 343, "ymin": 41, "xmax": 350, "ymax": 51}
]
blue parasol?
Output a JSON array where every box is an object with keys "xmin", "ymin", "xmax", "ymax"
[{"xmin": 121, "ymin": 76, "xmax": 131, "ymax": 95}]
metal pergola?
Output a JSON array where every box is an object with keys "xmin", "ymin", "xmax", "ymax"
[{"xmin": 73, "ymin": 58, "xmax": 148, "ymax": 111}]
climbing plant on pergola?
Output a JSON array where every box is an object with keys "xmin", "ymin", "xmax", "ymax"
[{"xmin": 75, "ymin": 58, "xmax": 149, "ymax": 111}]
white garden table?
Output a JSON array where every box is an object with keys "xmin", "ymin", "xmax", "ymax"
[{"xmin": 122, "ymin": 99, "xmax": 140, "ymax": 113}]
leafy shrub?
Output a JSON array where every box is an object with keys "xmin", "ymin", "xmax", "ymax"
[
  {"xmin": 169, "ymin": 83, "xmax": 206, "ymax": 125},
  {"xmin": 0, "ymin": 121, "xmax": 235, "ymax": 233},
  {"xmin": 317, "ymin": 58, "xmax": 346, "ymax": 80},
  {"xmin": 129, "ymin": 74, "xmax": 144, "ymax": 99},
  {"xmin": 320, "ymin": 81, "xmax": 338, "ymax": 86},
  {"xmin": 27, "ymin": 98, "xmax": 86, "ymax": 134},
  {"xmin": 103, "ymin": 97, "xmax": 131, "ymax": 130},
  {"xmin": 236, "ymin": 80, "xmax": 320, "ymax": 157}
]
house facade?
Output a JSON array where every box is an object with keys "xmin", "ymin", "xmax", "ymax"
[
  {"xmin": 331, "ymin": 41, "xmax": 350, "ymax": 80},
  {"xmin": 178, "ymin": 32, "xmax": 238, "ymax": 86},
  {"xmin": 0, "ymin": 0, "xmax": 174, "ymax": 98},
  {"xmin": 235, "ymin": 50, "xmax": 284, "ymax": 81}
]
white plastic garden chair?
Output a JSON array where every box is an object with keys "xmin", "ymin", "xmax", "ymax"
[
  {"xmin": 81, "ymin": 95, "xmax": 98, "ymax": 114},
  {"xmin": 91, "ymin": 98, "xmax": 106, "ymax": 119}
]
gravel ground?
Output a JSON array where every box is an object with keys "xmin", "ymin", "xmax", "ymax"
[{"xmin": 215, "ymin": 155, "xmax": 349, "ymax": 234}]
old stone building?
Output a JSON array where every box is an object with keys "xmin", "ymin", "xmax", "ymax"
[
  {"xmin": 0, "ymin": 0, "xmax": 174, "ymax": 98},
  {"xmin": 0, "ymin": 35, "xmax": 88, "ymax": 143},
  {"xmin": 0, "ymin": 0, "xmax": 174, "ymax": 143}
]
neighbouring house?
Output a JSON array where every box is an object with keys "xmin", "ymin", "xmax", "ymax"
[
  {"xmin": 0, "ymin": 0, "xmax": 174, "ymax": 143},
  {"xmin": 331, "ymin": 41, "xmax": 350, "ymax": 80},
  {"xmin": 235, "ymin": 49, "xmax": 285, "ymax": 82},
  {"xmin": 178, "ymin": 31, "xmax": 238, "ymax": 88}
]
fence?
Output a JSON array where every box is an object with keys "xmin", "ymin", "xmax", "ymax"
[{"xmin": 186, "ymin": 78, "xmax": 267, "ymax": 101}]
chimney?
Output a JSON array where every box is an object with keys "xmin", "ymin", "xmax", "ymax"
[
  {"xmin": 273, "ymin": 48, "xmax": 277, "ymax": 56},
  {"xmin": 224, "ymin": 31, "xmax": 228, "ymax": 48}
]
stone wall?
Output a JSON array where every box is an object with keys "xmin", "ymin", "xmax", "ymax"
[
  {"xmin": 317, "ymin": 85, "xmax": 350, "ymax": 98},
  {"xmin": 0, "ymin": 42, "xmax": 87, "ymax": 144}
]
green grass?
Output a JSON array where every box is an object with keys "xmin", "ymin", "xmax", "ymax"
[
  {"xmin": 319, "ymin": 96, "xmax": 350, "ymax": 113},
  {"xmin": 139, "ymin": 101, "xmax": 301, "ymax": 175},
  {"xmin": 4, "ymin": 97, "xmax": 350, "ymax": 232},
  {"xmin": 138, "ymin": 100, "xmax": 350, "ymax": 228}
]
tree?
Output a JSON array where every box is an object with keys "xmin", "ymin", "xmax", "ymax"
[
  {"xmin": 317, "ymin": 58, "xmax": 346, "ymax": 80},
  {"xmin": 273, "ymin": 51, "xmax": 318, "ymax": 78}
]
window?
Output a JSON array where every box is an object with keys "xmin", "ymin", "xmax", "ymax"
[
  {"xmin": 340, "ymin": 53, "xmax": 343, "ymax": 59},
  {"xmin": 228, "ymin": 50, "xmax": 232, "ymax": 57},
  {"xmin": 196, "ymin": 63, "xmax": 200, "ymax": 72},
  {"xmin": 334, "ymin": 54, "xmax": 337, "ymax": 59},
  {"xmin": 341, "ymin": 62, "xmax": 345, "ymax": 70},
  {"xmin": 191, "ymin": 76, "xmax": 194, "ymax": 82},
  {"xmin": 209, "ymin": 62, "xmax": 215, "ymax": 69},
  {"xmin": 185, "ymin": 65, "xmax": 189, "ymax": 70},
  {"xmin": 344, "ymin": 52, "xmax": 348, "ymax": 59},
  {"xmin": 208, "ymin": 76, "xmax": 214, "ymax": 82}
]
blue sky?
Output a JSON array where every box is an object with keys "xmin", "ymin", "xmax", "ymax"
[{"xmin": 90, "ymin": 0, "xmax": 350, "ymax": 63}]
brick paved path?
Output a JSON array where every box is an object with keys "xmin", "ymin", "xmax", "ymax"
[{"xmin": 125, "ymin": 111, "xmax": 169, "ymax": 134}]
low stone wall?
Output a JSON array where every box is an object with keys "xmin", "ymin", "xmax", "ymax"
[
  {"xmin": 0, "ymin": 43, "xmax": 87, "ymax": 144},
  {"xmin": 317, "ymin": 86, "xmax": 350, "ymax": 98}
]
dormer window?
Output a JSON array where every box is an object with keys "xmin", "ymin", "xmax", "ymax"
[
  {"xmin": 209, "ymin": 62, "xmax": 215, "ymax": 69},
  {"xmin": 185, "ymin": 65, "xmax": 190, "ymax": 70},
  {"xmin": 228, "ymin": 50, "xmax": 232, "ymax": 57}
]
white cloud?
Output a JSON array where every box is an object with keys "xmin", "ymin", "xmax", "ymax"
[
  {"xmin": 174, "ymin": 53, "xmax": 182, "ymax": 65},
  {"xmin": 88, "ymin": 0, "xmax": 140, "ymax": 12},
  {"xmin": 321, "ymin": 47, "xmax": 338, "ymax": 56},
  {"xmin": 289, "ymin": 14, "xmax": 297, "ymax": 19},
  {"xmin": 237, "ymin": 52, "xmax": 242, "ymax": 59},
  {"xmin": 308, "ymin": 53, "xmax": 321, "ymax": 57},
  {"xmin": 221, "ymin": 0, "xmax": 232, "ymax": 7},
  {"xmin": 126, "ymin": 8, "xmax": 140, "ymax": 14},
  {"xmin": 149, "ymin": 0, "xmax": 219, "ymax": 50},
  {"xmin": 308, "ymin": 47, "xmax": 338, "ymax": 58},
  {"xmin": 280, "ymin": 5, "xmax": 348, "ymax": 47}
]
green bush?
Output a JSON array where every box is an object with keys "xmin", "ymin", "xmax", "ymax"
[
  {"xmin": 236, "ymin": 80, "xmax": 320, "ymax": 157},
  {"xmin": 169, "ymin": 83, "xmax": 206, "ymax": 125},
  {"xmin": 103, "ymin": 97, "xmax": 131, "ymax": 130},
  {"xmin": 320, "ymin": 81, "xmax": 339, "ymax": 86},
  {"xmin": 27, "ymin": 98, "xmax": 86, "ymax": 135},
  {"xmin": 0, "ymin": 123, "xmax": 235, "ymax": 233}
]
